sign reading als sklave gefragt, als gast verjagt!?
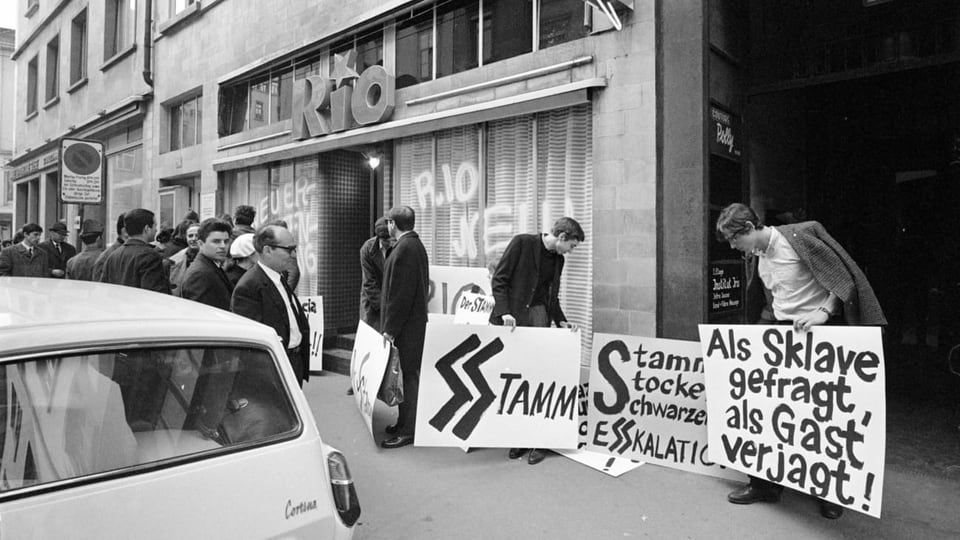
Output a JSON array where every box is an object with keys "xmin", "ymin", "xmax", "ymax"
[{"xmin": 60, "ymin": 138, "xmax": 104, "ymax": 204}]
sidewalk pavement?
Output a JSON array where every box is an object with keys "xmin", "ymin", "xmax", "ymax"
[{"xmin": 304, "ymin": 372, "xmax": 960, "ymax": 540}]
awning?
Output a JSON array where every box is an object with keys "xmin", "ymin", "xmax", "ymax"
[{"xmin": 212, "ymin": 78, "xmax": 606, "ymax": 172}]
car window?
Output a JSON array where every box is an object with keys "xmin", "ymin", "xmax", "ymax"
[{"xmin": 0, "ymin": 346, "xmax": 298, "ymax": 494}]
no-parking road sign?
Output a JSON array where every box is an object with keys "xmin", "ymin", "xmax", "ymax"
[{"xmin": 60, "ymin": 138, "xmax": 104, "ymax": 204}]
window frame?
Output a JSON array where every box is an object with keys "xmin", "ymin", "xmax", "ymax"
[
  {"xmin": 44, "ymin": 34, "xmax": 60, "ymax": 106},
  {"xmin": 104, "ymin": 0, "xmax": 137, "ymax": 62},
  {"xmin": 168, "ymin": 94, "xmax": 203, "ymax": 151},
  {"xmin": 26, "ymin": 55, "xmax": 39, "ymax": 118},
  {"xmin": 0, "ymin": 339, "xmax": 304, "ymax": 501},
  {"xmin": 69, "ymin": 8, "xmax": 88, "ymax": 88}
]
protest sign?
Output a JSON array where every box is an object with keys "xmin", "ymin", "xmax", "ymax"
[
  {"xmin": 452, "ymin": 291, "xmax": 494, "ymax": 325},
  {"xmin": 698, "ymin": 324, "xmax": 886, "ymax": 518},
  {"xmin": 556, "ymin": 368, "xmax": 645, "ymax": 477},
  {"xmin": 428, "ymin": 265, "xmax": 490, "ymax": 315},
  {"xmin": 415, "ymin": 323, "xmax": 580, "ymax": 449},
  {"xmin": 300, "ymin": 296, "xmax": 324, "ymax": 373},
  {"xmin": 349, "ymin": 320, "xmax": 391, "ymax": 440},
  {"xmin": 586, "ymin": 333, "xmax": 741, "ymax": 480}
]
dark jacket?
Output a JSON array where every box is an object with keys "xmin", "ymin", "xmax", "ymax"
[
  {"xmin": 359, "ymin": 235, "xmax": 387, "ymax": 329},
  {"xmin": 489, "ymin": 233, "xmax": 567, "ymax": 326},
  {"xmin": 37, "ymin": 240, "xmax": 77, "ymax": 278},
  {"xmin": 180, "ymin": 253, "xmax": 234, "ymax": 311},
  {"xmin": 66, "ymin": 246, "xmax": 104, "ymax": 281},
  {"xmin": 746, "ymin": 221, "xmax": 886, "ymax": 326},
  {"xmin": 92, "ymin": 239, "xmax": 124, "ymax": 282},
  {"xmin": 231, "ymin": 264, "xmax": 310, "ymax": 384},
  {"xmin": 99, "ymin": 238, "xmax": 171, "ymax": 294},
  {"xmin": 381, "ymin": 231, "xmax": 430, "ymax": 340},
  {"xmin": 0, "ymin": 244, "xmax": 51, "ymax": 277}
]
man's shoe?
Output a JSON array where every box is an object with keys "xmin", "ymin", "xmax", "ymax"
[
  {"xmin": 527, "ymin": 449, "xmax": 546, "ymax": 465},
  {"xmin": 346, "ymin": 387, "xmax": 354, "ymax": 396},
  {"xmin": 508, "ymin": 448, "xmax": 528, "ymax": 459},
  {"xmin": 727, "ymin": 485, "xmax": 781, "ymax": 505},
  {"xmin": 381, "ymin": 435, "xmax": 414, "ymax": 449},
  {"xmin": 820, "ymin": 502, "xmax": 843, "ymax": 519}
]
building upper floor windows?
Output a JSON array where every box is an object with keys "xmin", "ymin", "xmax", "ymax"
[
  {"xmin": 395, "ymin": 0, "xmax": 588, "ymax": 89},
  {"xmin": 218, "ymin": 66, "xmax": 293, "ymax": 136},
  {"xmin": 45, "ymin": 35, "xmax": 59, "ymax": 105},
  {"xmin": 26, "ymin": 55, "xmax": 38, "ymax": 118},
  {"xmin": 69, "ymin": 9, "xmax": 88, "ymax": 88},
  {"xmin": 104, "ymin": 0, "xmax": 136, "ymax": 61},
  {"xmin": 169, "ymin": 94, "xmax": 202, "ymax": 151},
  {"xmin": 26, "ymin": 0, "xmax": 39, "ymax": 18}
]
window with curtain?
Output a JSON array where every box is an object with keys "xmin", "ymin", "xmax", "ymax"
[{"xmin": 392, "ymin": 104, "xmax": 593, "ymax": 362}]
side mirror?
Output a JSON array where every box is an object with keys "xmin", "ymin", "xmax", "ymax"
[{"xmin": 948, "ymin": 345, "xmax": 960, "ymax": 377}]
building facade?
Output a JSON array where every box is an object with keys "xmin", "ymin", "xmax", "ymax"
[
  {"xmin": 1, "ymin": 28, "xmax": 15, "ymax": 240},
  {"xmin": 7, "ymin": 0, "xmax": 154, "ymax": 245},
  {"xmin": 8, "ymin": 1, "xmax": 957, "ymax": 398}
]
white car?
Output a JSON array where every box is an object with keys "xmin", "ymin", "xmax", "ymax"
[{"xmin": 0, "ymin": 277, "xmax": 359, "ymax": 539}]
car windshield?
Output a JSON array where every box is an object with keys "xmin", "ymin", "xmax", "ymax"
[{"xmin": 0, "ymin": 346, "xmax": 298, "ymax": 494}]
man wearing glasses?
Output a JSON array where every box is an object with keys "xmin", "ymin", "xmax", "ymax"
[
  {"xmin": 231, "ymin": 225, "xmax": 310, "ymax": 386},
  {"xmin": 715, "ymin": 203, "xmax": 885, "ymax": 519}
]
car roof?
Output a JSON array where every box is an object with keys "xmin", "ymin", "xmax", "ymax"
[{"xmin": 0, "ymin": 277, "xmax": 280, "ymax": 357}]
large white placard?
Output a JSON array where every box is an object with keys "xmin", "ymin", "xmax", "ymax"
[
  {"xmin": 349, "ymin": 321, "xmax": 391, "ymax": 440},
  {"xmin": 698, "ymin": 325, "xmax": 886, "ymax": 518},
  {"xmin": 415, "ymin": 323, "xmax": 580, "ymax": 449},
  {"xmin": 427, "ymin": 265, "xmax": 491, "ymax": 315},
  {"xmin": 300, "ymin": 296, "xmax": 323, "ymax": 373},
  {"xmin": 586, "ymin": 333, "xmax": 742, "ymax": 480}
]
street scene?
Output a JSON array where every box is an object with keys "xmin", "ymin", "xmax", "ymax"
[{"xmin": 1, "ymin": 0, "xmax": 959, "ymax": 539}]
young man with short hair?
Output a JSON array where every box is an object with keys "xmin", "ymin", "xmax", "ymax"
[
  {"xmin": 0, "ymin": 223, "xmax": 50, "ymax": 277},
  {"xmin": 715, "ymin": 202, "xmax": 885, "ymax": 519},
  {"xmin": 99, "ymin": 209, "xmax": 170, "ymax": 294},
  {"xmin": 379, "ymin": 206, "xmax": 430, "ymax": 450},
  {"xmin": 490, "ymin": 216, "xmax": 585, "ymax": 465},
  {"xmin": 181, "ymin": 218, "xmax": 235, "ymax": 311}
]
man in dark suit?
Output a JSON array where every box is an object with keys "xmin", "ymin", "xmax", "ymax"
[
  {"xmin": 0, "ymin": 223, "xmax": 50, "ymax": 277},
  {"xmin": 93, "ymin": 214, "xmax": 127, "ymax": 282},
  {"xmin": 37, "ymin": 222, "xmax": 77, "ymax": 278},
  {"xmin": 489, "ymin": 216, "xmax": 584, "ymax": 465},
  {"xmin": 99, "ymin": 209, "xmax": 170, "ymax": 294},
  {"xmin": 181, "ymin": 218, "xmax": 234, "ymax": 311},
  {"xmin": 359, "ymin": 216, "xmax": 393, "ymax": 330},
  {"xmin": 231, "ymin": 225, "xmax": 310, "ymax": 387},
  {"xmin": 380, "ymin": 206, "xmax": 429, "ymax": 449}
]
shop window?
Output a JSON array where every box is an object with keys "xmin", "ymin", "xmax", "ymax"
[
  {"xmin": 393, "ymin": 104, "xmax": 594, "ymax": 361},
  {"xmin": 45, "ymin": 35, "xmax": 59, "ymax": 104},
  {"xmin": 539, "ymin": 0, "xmax": 589, "ymax": 49},
  {"xmin": 169, "ymin": 95, "xmax": 202, "ymax": 151},
  {"xmin": 396, "ymin": 8, "xmax": 434, "ymax": 89},
  {"xmin": 483, "ymin": 0, "xmax": 533, "ymax": 64},
  {"xmin": 104, "ymin": 0, "xmax": 136, "ymax": 61},
  {"xmin": 69, "ymin": 9, "xmax": 88, "ymax": 86},
  {"xmin": 436, "ymin": 0, "xmax": 480, "ymax": 78},
  {"xmin": 26, "ymin": 55, "xmax": 38, "ymax": 117},
  {"xmin": 218, "ymin": 84, "xmax": 248, "ymax": 136}
]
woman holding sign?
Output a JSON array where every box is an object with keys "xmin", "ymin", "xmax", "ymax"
[{"xmin": 715, "ymin": 203, "xmax": 886, "ymax": 519}]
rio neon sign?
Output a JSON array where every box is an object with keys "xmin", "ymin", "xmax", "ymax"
[{"xmin": 292, "ymin": 50, "xmax": 395, "ymax": 139}]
